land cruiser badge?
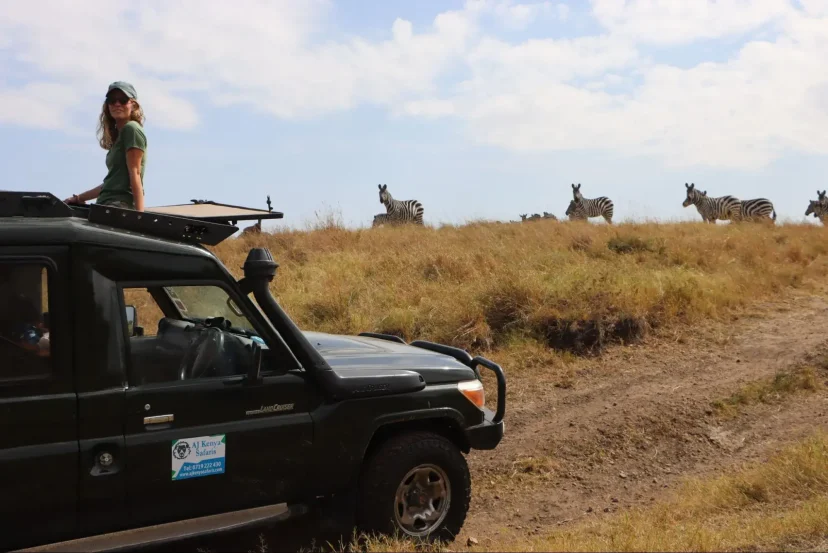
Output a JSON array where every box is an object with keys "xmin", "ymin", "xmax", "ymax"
[
  {"xmin": 245, "ymin": 403, "xmax": 295, "ymax": 416},
  {"xmin": 171, "ymin": 435, "xmax": 226, "ymax": 481}
]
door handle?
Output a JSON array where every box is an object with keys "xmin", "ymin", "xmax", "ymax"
[{"xmin": 144, "ymin": 414, "xmax": 174, "ymax": 425}]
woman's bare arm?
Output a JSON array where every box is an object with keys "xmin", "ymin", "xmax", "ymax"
[
  {"xmin": 126, "ymin": 147, "xmax": 145, "ymax": 212},
  {"xmin": 65, "ymin": 185, "xmax": 102, "ymax": 204}
]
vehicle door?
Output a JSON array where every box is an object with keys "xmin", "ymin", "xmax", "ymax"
[
  {"xmin": 118, "ymin": 281, "xmax": 315, "ymax": 528},
  {"xmin": 0, "ymin": 250, "xmax": 78, "ymax": 551}
]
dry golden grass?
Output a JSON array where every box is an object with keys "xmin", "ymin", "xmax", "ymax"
[
  {"xmin": 712, "ymin": 364, "xmax": 825, "ymax": 418},
  {"xmin": 499, "ymin": 430, "xmax": 828, "ymax": 552},
  {"xmin": 215, "ymin": 219, "xmax": 828, "ymax": 356},
  {"xmin": 124, "ymin": 219, "xmax": 828, "ymax": 410}
]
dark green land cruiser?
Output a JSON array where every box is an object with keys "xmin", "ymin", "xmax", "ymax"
[{"xmin": 0, "ymin": 192, "xmax": 506, "ymax": 552}]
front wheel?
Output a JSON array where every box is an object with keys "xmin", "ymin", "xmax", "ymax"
[{"xmin": 356, "ymin": 431, "xmax": 471, "ymax": 543}]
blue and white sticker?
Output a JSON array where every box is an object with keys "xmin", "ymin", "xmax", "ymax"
[{"xmin": 171, "ymin": 435, "xmax": 226, "ymax": 481}]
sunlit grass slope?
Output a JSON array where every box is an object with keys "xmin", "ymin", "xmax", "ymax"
[{"xmin": 215, "ymin": 219, "xmax": 828, "ymax": 356}]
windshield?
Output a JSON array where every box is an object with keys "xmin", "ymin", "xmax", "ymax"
[{"xmin": 164, "ymin": 285, "xmax": 256, "ymax": 333}]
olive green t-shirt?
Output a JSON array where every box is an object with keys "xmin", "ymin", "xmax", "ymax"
[{"xmin": 96, "ymin": 121, "xmax": 147, "ymax": 207}]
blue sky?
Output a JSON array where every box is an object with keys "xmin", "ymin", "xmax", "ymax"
[{"xmin": 1, "ymin": 0, "xmax": 827, "ymax": 230}]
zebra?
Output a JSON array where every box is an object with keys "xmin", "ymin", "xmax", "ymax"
[
  {"xmin": 806, "ymin": 199, "xmax": 828, "ymax": 224},
  {"xmin": 241, "ymin": 221, "xmax": 262, "ymax": 235},
  {"xmin": 520, "ymin": 213, "xmax": 542, "ymax": 222},
  {"xmin": 378, "ymin": 184, "xmax": 424, "ymax": 225},
  {"xmin": 565, "ymin": 199, "xmax": 587, "ymax": 221},
  {"xmin": 542, "ymin": 211, "xmax": 558, "ymax": 220},
  {"xmin": 569, "ymin": 184, "xmax": 614, "ymax": 223},
  {"xmin": 682, "ymin": 183, "xmax": 741, "ymax": 223},
  {"xmin": 371, "ymin": 213, "xmax": 402, "ymax": 227},
  {"xmin": 740, "ymin": 198, "xmax": 776, "ymax": 223},
  {"xmin": 818, "ymin": 190, "xmax": 827, "ymax": 207}
]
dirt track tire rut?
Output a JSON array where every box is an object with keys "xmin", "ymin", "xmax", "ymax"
[{"xmin": 462, "ymin": 292, "xmax": 828, "ymax": 543}]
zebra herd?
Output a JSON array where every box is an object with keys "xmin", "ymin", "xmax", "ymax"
[
  {"xmin": 366, "ymin": 182, "xmax": 826, "ymax": 229},
  {"xmin": 533, "ymin": 183, "xmax": 779, "ymax": 225},
  {"xmin": 519, "ymin": 212, "xmax": 558, "ymax": 222},
  {"xmin": 680, "ymin": 182, "xmax": 776, "ymax": 223}
]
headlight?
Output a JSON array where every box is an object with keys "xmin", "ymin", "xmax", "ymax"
[{"xmin": 458, "ymin": 379, "xmax": 485, "ymax": 410}]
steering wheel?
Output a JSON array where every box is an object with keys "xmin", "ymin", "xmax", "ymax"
[{"xmin": 179, "ymin": 326, "xmax": 226, "ymax": 381}]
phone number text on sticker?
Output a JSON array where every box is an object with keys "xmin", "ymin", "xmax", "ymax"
[{"xmin": 171, "ymin": 435, "xmax": 226, "ymax": 481}]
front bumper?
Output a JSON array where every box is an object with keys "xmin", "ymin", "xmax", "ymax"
[
  {"xmin": 400, "ymin": 339, "xmax": 507, "ymax": 450},
  {"xmin": 355, "ymin": 334, "xmax": 508, "ymax": 450},
  {"xmin": 465, "ymin": 407, "xmax": 504, "ymax": 450}
]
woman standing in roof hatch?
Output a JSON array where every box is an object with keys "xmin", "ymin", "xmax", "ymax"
[{"xmin": 65, "ymin": 81, "xmax": 147, "ymax": 212}]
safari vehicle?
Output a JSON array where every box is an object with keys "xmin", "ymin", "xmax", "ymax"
[{"xmin": 0, "ymin": 191, "xmax": 506, "ymax": 552}]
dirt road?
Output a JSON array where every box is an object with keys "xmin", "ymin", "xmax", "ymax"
[
  {"xmin": 178, "ymin": 290, "xmax": 828, "ymax": 551},
  {"xmin": 461, "ymin": 290, "xmax": 828, "ymax": 547}
]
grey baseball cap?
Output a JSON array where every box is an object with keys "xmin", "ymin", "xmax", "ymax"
[{"xmin": 107, "ymin": 81, "xmax": 138, "ymax": 99}]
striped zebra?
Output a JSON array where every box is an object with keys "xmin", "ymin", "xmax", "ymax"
[
  {"xmin": 371, "ymin": 213, "xmax": 402, "ymax": 227},
  {"xmin": 542, "ymin": 211, "xmax": 558, "ymax": 220},
  {"xmin": 682, "ymin": 183, "xmax": 741, "ymax": 223},
  {"xmin": 241, "ymin": 221, "xmax": 262, "ymax": 235},
  {"xmin": 565, "ymin": 199, "xmax": 587, "ymax": 221},
  {"xmin": 818, "ymin": 190, "xmax": 827, "ymax": 207},
  {"xmin": 806, "ymin": 199, "xmax": 828, "ymax": 224},
  {"xmin": 740, "ymin": 198, "xmax": 776, "ymax": 223},
  {"xmin": 378, "ymin": 184, "xmax": 424, "ymax": 225},
  {"xmin": 570, "ymin": 184, "xmax": 614, "ymax": 223}
]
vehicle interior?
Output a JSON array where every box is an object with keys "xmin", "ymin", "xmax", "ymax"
[
  {"xmin": 0, "ymin": 265, "xmax": 51, "ymax": 381},
  {"xmin": 125, "ymin": 285, "xmax": 268, "ymax": 386}
]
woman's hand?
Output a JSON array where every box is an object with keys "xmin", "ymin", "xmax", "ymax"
[
  {"xmin": 65, "ymin": 185, "xmax": 102, "ymax": 205},
  {"xmin": 126, "ymin": 147, "xmax": 145, "ymax": 212}
]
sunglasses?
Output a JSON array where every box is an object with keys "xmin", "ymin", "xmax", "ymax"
[{"xmin": 106, "ymin": 96, "xmax": 131, "ymax": 105}]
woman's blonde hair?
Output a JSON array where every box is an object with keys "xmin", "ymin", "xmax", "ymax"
[{"xmin": 97, "ymin": 99, "xmax": 145, "ymax": 150}]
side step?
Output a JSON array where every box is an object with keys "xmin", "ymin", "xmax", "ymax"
[{"xmin": 13, "ymin": 503, "xmax": 306, "ymax": 553}]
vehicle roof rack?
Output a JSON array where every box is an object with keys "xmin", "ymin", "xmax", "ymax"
[
  {"xmin": 145, "ymin": 195, "xmax": 283, "ymax": 226},
  {"xmin": 0, "ymin": 190, "xmax": 282, "ymax": 247},
  {"xmin": 88, "ymin": 204, "xmax": 239, "ymax": 246},
  {"xmin": 0, "ymin": 191, "xmax": 74, "ymax": 218}
]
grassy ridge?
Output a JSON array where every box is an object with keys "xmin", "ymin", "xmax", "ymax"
[{"xmin": 215, "ymin": 220, "xmax": 828, "ymax": 355}]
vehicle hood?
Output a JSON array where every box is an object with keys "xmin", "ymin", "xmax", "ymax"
[{"xmin": 303, "ymin": 331, "xmax": 476, "ymax": 385}]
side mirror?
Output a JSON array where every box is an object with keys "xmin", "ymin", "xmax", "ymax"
[
  {"xmin": 245, "ymin": 341, "xmax": 263, "ymax": 385},
  {"xmin": 125, "ymin": 305, "xmax": 137, "ymax": 335},
  {"xmin": 125, "ymin": 305, "xmax": 144, "ymax": 337}
]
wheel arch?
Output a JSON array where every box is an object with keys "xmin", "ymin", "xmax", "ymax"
[{"xmin": 362, "ymin": 415, "xmax": 471, "ymax": 469}]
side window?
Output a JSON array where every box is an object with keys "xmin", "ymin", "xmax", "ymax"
[
  {"xmin": 0, "ymin": 263, "xmax": 52, "ymax": 382},
  {"xmin": 122, "ymin": 284, "xmax": 262, "ymax": 386},
  {"xmin": 123, "ymin": 288, "xmax": 164, "ymax": 337}
]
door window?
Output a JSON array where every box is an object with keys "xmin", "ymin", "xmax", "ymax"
[
  {"xmin": 122, "ymin": 284, "xmax": 263, "ymax": 386},
  {"xmin": 0, "ymin": 264, "xmax": 52, "ymax": 383}
]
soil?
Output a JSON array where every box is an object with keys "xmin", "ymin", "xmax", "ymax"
[{"xmin": 173, "ymin": 290, "xmax": 828, "ymax": 552}]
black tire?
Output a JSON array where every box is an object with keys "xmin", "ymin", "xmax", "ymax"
[{"xmin": 356, "ymin": 431, "xmax": 471, "ymax": 543}]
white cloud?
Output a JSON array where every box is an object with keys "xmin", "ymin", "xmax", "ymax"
[
  {"xmin": 590, "ymin": 0, "xmax": 793, "ymax": 45},
  {"xmin": 0, "ymin": 0, "xmax": 826, "ymax": 170},
  {"xmin": 799, "ymin": 0, "xmax": 828, "ymax": 16},
  {"xmin": 420, "ymin": 0, "xmax": 828, "ymax": 169},
  {"xmin": 442, "ymin": 5, "xmax": 828, "ymax": 169},
  {"xmin": 489, "ymin": 1, "xmax": 556, "ymax": 29},
  {"xmin": 0, "ymin": 83, "xmax": 82, "ymax": 130},
  {"xmin": 400, "ymin": 99, "xmax": 457, "ymax": 118}
]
